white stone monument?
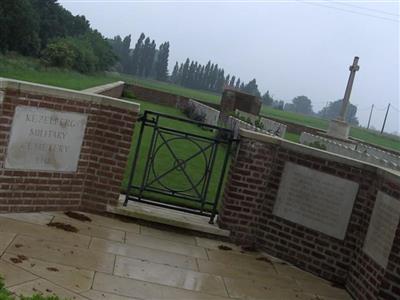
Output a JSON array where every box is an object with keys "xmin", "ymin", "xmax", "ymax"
[
  {"xmin": 327, "ymin": 56, "xmax": 360, "ymax": 140},
  {"xmin": 5, "ymin": 106, "xmax": 87, "ymax": 172}
]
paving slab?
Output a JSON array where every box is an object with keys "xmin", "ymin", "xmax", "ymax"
[
  {"xmin": 48, "ymin": 211, "xmax": 140, "ymax": 233},
  {"xmin": 90, "ymin": 237, "xmax": 198, "ymax": 270},
  {"xmin": 125, "ymin": 231, "xmax": 208, "ymax": 259},
  {"xmin": 0, "ymin": 216, "xmax": 90, "ymax": 247},
  {"xmin": 114, "ymin": 255, "xmax": 228, "ymax": 296},
  {"xmin": 9, "ymin": 278, "xmax": 87, "ymax": 300},
  {"xmin": 0, "ymin": 232, "xmax": 16, "ymax": 255},
  {"xmin": 0, "ymin": 211, "xmax": 352, "ymax": 300},
  {"xmin": 2, "ymin": 253, "xmax": 94, "ymax": 293},
  {"xmin": 7, "ymin": 235, "xmax": 115, "ymax": 274},
  {"xmin": 0, "ymin": 213, "xmax": 54, "ymax": 226},
  {"xmin": 108, "ymin": 198, "xmax": 230, "ymax": 237},
  {"xmin": 0, "ymin": 260, "xmax": 37, "ymax": 287},
  {"xmin": 140, "ymin": 225, "xmax": 197, "ymax": 245},
  {"xmin": 93, "ymin": 272, "xmax": 233, "ymax": 300},
  {"xmin": 51, "ymin": 215, "xmax": 125, "ymax": 242}
]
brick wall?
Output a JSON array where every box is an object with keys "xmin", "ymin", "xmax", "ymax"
[
  {"xmin": 83, "ymin": 81, "xmax": 125, "ymax": 98},
  {"xmin": 123, "ymin": 83, "xmax": 221, "ymax": 110},
  {"xmin": 219, "ymin": 129, "xmax": 400, "ymax": 300},
  {"xmin": 0, "ymin": 79, "xmax": 139, "ymax": 213}
]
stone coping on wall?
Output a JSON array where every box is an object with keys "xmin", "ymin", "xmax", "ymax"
[
  {"xmin": 239, "ymin": 128, "xmax": 400, "ymax": 181},
  {"xmin": 82, "ymin": 80, "xmax": 125, "ymax": 94},
  {"xmin": 0, "ymin": 78, "xmax": 139, "ymax": 112}
]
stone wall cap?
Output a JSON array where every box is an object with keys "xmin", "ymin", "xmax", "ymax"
[
  {"xmin": 82, "ymin": 81, "xmax": 125, "ymax": 94},
  {"xmin": 0, "ymin": 78, "xmax": 139, "ymax": 112},
  {"xmin": 239, "ymin": 128, "xmax": 400, "ymax": 181}
]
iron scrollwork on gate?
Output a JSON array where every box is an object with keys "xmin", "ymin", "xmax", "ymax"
[{"xmin": 124, "ymin": 110, "xmax": 234, "ymax": 223}]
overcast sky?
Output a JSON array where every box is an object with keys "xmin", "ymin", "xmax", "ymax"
[{"xmin": 60, "ymin": 0, "xmax": 399, "ymax": 134}]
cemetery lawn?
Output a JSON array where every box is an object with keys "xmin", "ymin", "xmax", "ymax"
[
  {"xmin": 1, "ymin": 54, "xmax": 398, "ymax": 151},
  {"xmin": 121, "ymin": 98, "xmax": 230, "ymax": 211}
]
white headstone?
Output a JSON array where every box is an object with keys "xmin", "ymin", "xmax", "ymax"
[
  {"xmin": 5, "ymin": 106, "xmax": 87, "ymax": 172},
  {"xmin": 363, "ymin": 191, "xmax": 400, "ymax": 268},
  {"xmin": 273, "ymin": 162, "xmax": 359, "ymax": 240}
]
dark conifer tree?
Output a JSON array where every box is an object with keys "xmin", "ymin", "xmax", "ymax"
[
  {"xmin": 155, "ymin": 41, "xmax": 169, "ymax": 81},
  {"xmin": 171, "ymin": 62, "xmax": 179, "ymax": 83},
  {"xmin": 131, "ymin": 33, "xmax": 145, "ymax": 75},
  {"xmin": 235, "ymin": 78, "xmax": 241, "ymax": 89},
  {"xmin": 229, "ymin": 75, "xmax": 236, "ymax": 87}
]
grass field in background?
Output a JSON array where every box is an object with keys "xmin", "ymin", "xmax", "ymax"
[
  {"xmin": 121, "ymin": 98, "xmax": 230, "ymax": 211},
  {"xmin": 1, "ymin": 54, "xmax": 398, "ymax": 151}
]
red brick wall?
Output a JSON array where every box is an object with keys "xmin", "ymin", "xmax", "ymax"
[
  {"xmin": 123, "ymin": 84, "xmax": 221, "ymax": 110},
  {"xmin": 97, "ymin": 84, "xmax": 124, "ymax": 98},
  {"xmin": 0, "ymin": 84, "xmax": 138, "ymax": 213},
  {"xmin": 219, "ymin": 132, "xmax": 400, "ymax": 300}
]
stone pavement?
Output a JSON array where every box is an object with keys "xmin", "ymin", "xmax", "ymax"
[{"xmin": 0, "ymin": 211, "xmax": 352, "ymax": 300}]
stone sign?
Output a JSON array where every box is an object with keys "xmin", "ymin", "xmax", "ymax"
[
  {"xmin": 273, "ymin": 162, "xmax": 359, "ymax": 239},
  {"xmin": 5, "ymin": 106, "xmax": 87, "ymax": 172},
  {"xmin": 363, "ymin": 191, "xmax": 400, "ymax": 268}
]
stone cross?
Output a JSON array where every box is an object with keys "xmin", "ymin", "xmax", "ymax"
[{"xmin": 338, "ymin": 56, "xmax": 360, "ymax": 121}]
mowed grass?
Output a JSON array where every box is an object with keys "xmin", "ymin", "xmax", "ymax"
[
  {"xmin": 121, "ymin": 98, "xmax": 230, "ymax": 211},
  {"xmin": 1, "ymin": 54, "xmax": 398, "ymax": 151},
  {"xmin": 261, "ymin": 106, "xmax": 400, "ymax": 151},
  {"xmin": 0, "ymin": 54, "xmax": 220, "ymax": 103}
]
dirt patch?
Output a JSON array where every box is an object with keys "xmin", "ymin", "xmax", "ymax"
[
  {"xmin": 47, "ymin": 222, "xmax": 78, "ymax": 233},
  {"xmin": 10, "ymin": 255, "xmax": 28, "ymax": 264},
  {"xmin": 64, "ymin": 211, "xmax": 92, "ymax": 222},
  {"xmin": 218, "ymin": 245, "xmax": 233, "ymax": 251},
  {"xmin": 256, "ymin": 257, "xmax": 272, "ymax": 263},
  {"xmin": 46, "ymin": 267, "xmax": 59, "ymax": 272}
]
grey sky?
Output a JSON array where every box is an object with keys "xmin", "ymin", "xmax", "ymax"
[{"xmin": 60, "ymin": 0, "xmax": 399, "ymax": 133}]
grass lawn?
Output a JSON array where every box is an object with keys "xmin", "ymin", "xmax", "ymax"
[
  {"xmin": 121, "ymin": 98, "xmax": 231, "ymax": 212},
  {"xmin": 1, "ymin": 54, "xmax": 398, "ymax": 152}
]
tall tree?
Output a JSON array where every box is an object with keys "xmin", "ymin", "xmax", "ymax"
[
  {"xmin": 171, "ymin": 61, "xmax": 179, "ymax": 83},
  {"xmin": 155, "ymin": 41, "xmax": 169, "ymax": 81},
  {"xmin": 242, "ymin": 79, "xmax": 261, "ymax": 97},
  {"xmin": 262, "ymin": 91, "xmax": 274, "ymax": 106},
  {"xmin": 131, "ymin": 33, "xmax": 145, "ymax": 75},
  {"xmin": 318, "ymin": 99, "xmax": 359, "ymax": 125},
  {"xmin": 229, "ymin": 75, "xmax": 236, "ymax": 87},
  {"xmin": 284, "ymin": 96, "xmax": 314, "ymax": 115}
]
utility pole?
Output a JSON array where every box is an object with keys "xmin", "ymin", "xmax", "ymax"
[
  {"xmin": 338, "ymin": 56, "xmax": 360, "ymax": 121},
  {"xmin": 380, "ymin": 103, "xmax": 390, "ymax": 134},
  {"xmin": 367, "ymin": 104, "xmax": 374, "ymax": 129}
]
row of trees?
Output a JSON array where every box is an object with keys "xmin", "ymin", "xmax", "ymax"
[
  {"xmin": 108, "ymin": 34, "xmax": 170, "ymax": 81},
  {"xmin": 170, "ymin": 58, "xmax": 263, "ymax": 95},
  {"xmin": 0, "ymin": 0, "xmax": 116, "ymax": 72},
  {"xmin": 282, "ymin": 96, "xmax": 358, "ymax": 125}
]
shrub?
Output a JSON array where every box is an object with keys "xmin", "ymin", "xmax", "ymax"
[
  {"xmin": 0, "ymin": 277, "xmax": 62, "ymax": 300},
  {"xmin": 182, "ymin": 103, "xmax": 206, "ymax": 123},
  {"xmin": 41, "ymin": 32, "xmax": 116, "ymax": 73}
]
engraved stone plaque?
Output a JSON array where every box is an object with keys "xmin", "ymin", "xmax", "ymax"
[
  {"xmin": 363, "ymin": 191, "xmax": 400, "ymax": 268},
  {"xmin": 5, "ymin": 106, "xmax": 87, "ymax": 172},
  {"xmin": 273, "ymin": 162, "xmax": 359, "ymax": 240}
]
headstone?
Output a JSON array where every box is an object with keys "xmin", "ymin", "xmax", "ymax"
[
  {"xmin": 363, "ymin": 191, "xmax": 400, "ymax": 268},
  {"xmin": 273, "ymin": 162, "xmax": 359, "ymax": 239},
  {"xmin": 5, "ymin": 106, "xmax": 87, "ymax": 172}
]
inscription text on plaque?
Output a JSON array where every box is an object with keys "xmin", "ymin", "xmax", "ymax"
[
  {"xmin": 5, "ymin": 106, "xmax": 87, "ymax": 172},
  {"xmin": 273, "ymin": 162, "xmax": 359, "ymax": 239},
  {"xmin": 363, "ymin": 191, "xmax": 400, "ymax": 268}
]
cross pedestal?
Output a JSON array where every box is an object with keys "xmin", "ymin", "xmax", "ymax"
[{"xmin": 327, "ymin": 119, "xmax": 350, "ymax": 139}]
